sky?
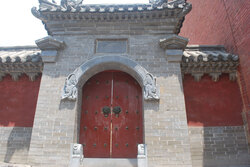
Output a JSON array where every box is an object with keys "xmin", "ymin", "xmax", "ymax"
[{"xmin": 0, "ymin": 0, "xmax": 148, "ymax": 46}]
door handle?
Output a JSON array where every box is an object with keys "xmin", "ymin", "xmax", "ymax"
[
  {"xmin": 102, "ymin": 106, "xmax": 111, "ymax": 117},
  {"xmin": 113, "ymin": 106, "xmax": 121, "ymax": 117}
]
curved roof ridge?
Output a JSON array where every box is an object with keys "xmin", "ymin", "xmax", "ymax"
[{"xmin": 0, "ymin": 46, "xmax": 39, "ymax": 51}]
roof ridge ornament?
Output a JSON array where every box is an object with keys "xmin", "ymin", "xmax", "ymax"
[
  {"xmin": 61, "ymin": 0, "xmax": 84, "ymax": 8},
  {"xmin": 37, "ymin": 0, "xmax": 189, "ymax": 10},
  {"xmin": 149, "ymin": 0, "xmax": 186, "ymax": 7},
  {"xmin": 149, "ymin": 0, "xmax": 168, "ymax": 6},
  {"xmin": 32, "ymin": 0, "xmax": 192, "ymax": 35},
  {"xmin": 39, "ymin": 0, "xmax": 58, "ymax": 6}
]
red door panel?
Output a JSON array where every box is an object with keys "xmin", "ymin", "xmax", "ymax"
[
  {"xmin": 79, "ymin": 72, "xmax": 112, "ymax": 158},
  {"xmin": 112, "ymin": 72, "xmax": 143, "ymax": 158},
  {"xmin": 79, "ymin": 71, "xmax": 143, "ymax": 158}
]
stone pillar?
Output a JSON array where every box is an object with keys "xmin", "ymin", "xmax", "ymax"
[
  {"xmin": 27, "ymin": 36, "xmax": 76, "ymax": 166},
  {"xmin": 143, "ymin": 34, "xmax": 192, "ymax": 167}
]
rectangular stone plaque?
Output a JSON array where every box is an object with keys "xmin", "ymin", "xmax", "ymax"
[{"xmin": 96, "ymin": 40, "xmax": 127, "ymax": 54}]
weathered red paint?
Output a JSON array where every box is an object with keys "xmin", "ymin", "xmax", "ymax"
[
  {"xmin": 112, "ymin": 72, "xmax": 143, "ymax": 158},
  {"xmin": 79, "ymin": 71, "xmax": 143, "ymax": 158},
  {"xmin": 180, "ymin": 0, "xmax": 250, "ymax": 133},
  {"xmin": 183, "ymin": 74, "xmax": 243, "ymax": 127},
  {"xmin": 80, "ymin": 72, "xmax": 112, "ymax": 158},
  {"xmin": 0, "ymin": 75, "xmax": 41, "ymax": 127}
]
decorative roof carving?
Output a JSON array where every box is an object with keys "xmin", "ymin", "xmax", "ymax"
[
  {"xmin": 149, "ymin": 0, "xmax": 167, "ymax": 5},
  {"xmin": 0, "ymin": 46, "xmax": 43, "ymax": 81},
  {"xmin": 181, "ymin": 45, "xmax": 239, "ymax": 81},
  {"xmin": 61, "ymin": 0, "xmax": 84, "ymax": 8},
  {"xmin": 32, "ymin": 0, "xmax": 192, "ymax": 35},
  {"xmin": 35, "ymin": 0, "xmax": 189, "ymax": 13}
]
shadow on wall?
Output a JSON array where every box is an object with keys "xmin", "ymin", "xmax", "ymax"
[
  {"xmin": 4, "ymin": 127, "xmax": 32, "ymax": 163},
  {"xmin": 183, "ymin": 74, "xmax": 250, "ymax": 166},
  {"xmin": 189, "ymin": 126, "xmax": 250, "ymax": 167},
  {"xmin": 202, "ymin": 127, "xmax": 250, "ymax": 167}
]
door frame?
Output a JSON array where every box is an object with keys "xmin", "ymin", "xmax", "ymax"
[
  {"xmin": 67, "ymin": 56, "xmax": 157, "ymax": 142},
  {"xmin": 76, "ymin": 68, "xmax": 145, "ymax": 145},
  {"xmin": 62, "ymin": 56, "xmax": 159, "ymax": 160},
  {"xmin": 79, "ymin": 70, "xmax": 144, "ymax": 158}
]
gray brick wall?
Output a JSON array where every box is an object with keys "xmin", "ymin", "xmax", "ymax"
[
  {"xmin": 0, "ymin": 127, "xmax": 32, "ymax": 164},
  {"xmin": 189, "ymin": 126, "xmax": 250, "ymax": 167},
  {"xmin": 28, "ymin": 34, "xmax": 192, "ymax": 166}
]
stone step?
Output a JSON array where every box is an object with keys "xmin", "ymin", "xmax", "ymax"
[
  {"xmin": 0, "ymin": 162, "xmax": 31, "ymax": 167},
  {"xmin": 80, "ymin": 158, "xmax": 137, "ymax": 167}
]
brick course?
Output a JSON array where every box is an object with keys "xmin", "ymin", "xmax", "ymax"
[{"xmin": 189, "ymin": 126, "xmax": 250, "ymax": 167}]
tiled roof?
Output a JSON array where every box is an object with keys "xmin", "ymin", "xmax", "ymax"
[
  {"xmin": 182, "ymin": 45, "xmax": 239, "ymax": 81},
  {"xmin": 32, "ymin": 0, "xmax": 192, "ymax": 35},
  {"xmin": 38, "ymin": 0, "xmax": 188, "ymax": 13},
  {"xmin": 0, "ymin": 46, "xmax": 42, "ymax": 81},
  {"xmin": 0, "ymin": 46, "xmax": 41, "ymax": 63},
  {"xmin": 183, "ymin": 45, "xmax": 239, "ymax": 62}
]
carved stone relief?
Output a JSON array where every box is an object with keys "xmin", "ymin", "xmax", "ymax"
[
  {"xmin": 69, "ymin": 143, "xmax": 83, "ymax": 167},
  {"xmin": 72, "ymin": 144, "xmax": 83, "ymax": 159},
  {"xmin": 61, "ymin": 73, "xmax": 78, "ymax": 100},
  {"xmin": 143, "ymin": 73, "xmax": 160, "ymax": 100},
  {"xmin": 149, "ymin": 0, "xmax": 168, "ymax": 6},
  {"xmin": 138, "ymin": 144, "xmax": 146, "ymax": 156},
  {"xmin": 137, "ymin": 144, "xmax": 148, "ymax": 167}
]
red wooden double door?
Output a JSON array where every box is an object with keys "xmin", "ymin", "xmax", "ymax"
[{"xmin": 79, "ymin": 71, "xmax": 143, "ymax": 158}]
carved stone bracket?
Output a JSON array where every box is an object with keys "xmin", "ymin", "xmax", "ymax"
[
  {"xmin": 182, "ymin": 60, "xmax": 238, "ymax": 82},
  {"xmin": 159, "ymin": 35, "xmax": 189, "ymax": 63},
  {"xmin": 11, "ymin": 73, "xmax": 22, "ymax": 81},
  {"xmin": 35, "ymin": 36, "xmax": 65, "ymax": 63},
  {"xmin": 0, "ymin": 73, "xmax": 6, "ymax": 81},
  {"xmin": 229, "ymin": 73, "xmax": 237, "ymax": 81},
  {"xmin": 209, "ymin": 72, "xmax": 222, "ymax": 82},
  {"xmin": 26, "ymin": 72, "xmax": 40, "ymax": 81},
  {"xmin": 0, "ymin": 62, "xmax": 42, "ymax": 82},
  {"xmin": 191, "ymin": 73, "xmax": 204, "ymax": 82},
  {"xmin": 61, "ymin": 56, "xmax": 160, "ymax": 101},
  {"xmin": 181, "ymin": 45, "xmax": 239, "ymax": 82},
  {"xmin": 188, "ymin": 71, "xmax": 237, "ymax": 82}
]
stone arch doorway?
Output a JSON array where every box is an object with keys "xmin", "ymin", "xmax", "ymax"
[{"xmin": 79, "ymin": 70, "xmax": 143, "ymax": 158}]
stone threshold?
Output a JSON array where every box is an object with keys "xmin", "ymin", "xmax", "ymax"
[
  {"xmin": 81, "ymin": 158, "xmax": 137, "ymax": 167},
  {"xmin": 0, "ymin": 162, "xmax": 31, "ymax": 167}
]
